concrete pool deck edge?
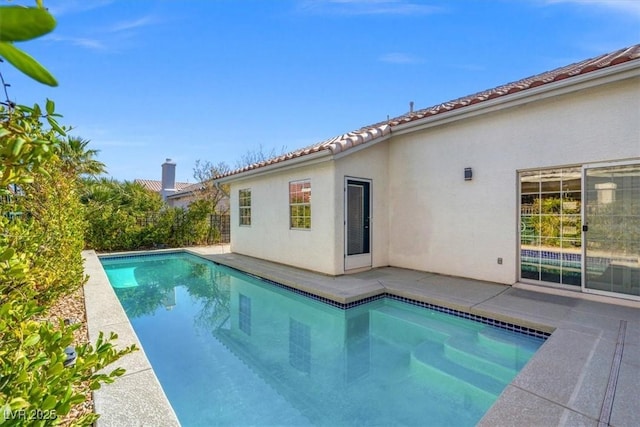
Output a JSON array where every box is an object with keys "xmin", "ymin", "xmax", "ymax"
[
  {"xmin": 85, "ymin": 246, "xmax": 640, "ymax": 426},
  {"xmin": 83, "ymin": 250, "xmax": 180, "ymax": 427}
]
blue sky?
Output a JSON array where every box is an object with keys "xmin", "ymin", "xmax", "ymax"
[{"xmin": 3, "ymin": 0, "xmax": 639, "ymax": 183}]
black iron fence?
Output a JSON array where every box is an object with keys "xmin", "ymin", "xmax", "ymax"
[
  {"xmin": 141, "ymin": 212, "xmax": 230, "ymax": 246},
  {"xmin": 211, "ymin": 213, "xmax": 230, "ymax": 243}
]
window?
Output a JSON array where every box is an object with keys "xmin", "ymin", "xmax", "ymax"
[
  {"xmin": 289, "ymin": 318, "xmax": 311, "ymax": 374},
  {"xmin": 239, "ymin": 189, "xmax": 251, "ymax": 226},
  {"xmin": 289, "ymin": 180, "xmax": 311, "ymax": 229},
  {"xmin": 239, "ymin": 294, "xmax": 251, "ymax": 335}
]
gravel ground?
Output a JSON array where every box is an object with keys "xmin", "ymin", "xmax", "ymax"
[{"xmin": 43, "ymin": 286, "xmax": 94, "ymax": 426}]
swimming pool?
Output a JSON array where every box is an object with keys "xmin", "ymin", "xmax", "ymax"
[{"xmin": 101, "ymin": 252, "xmax": 545, "ymax": 426}]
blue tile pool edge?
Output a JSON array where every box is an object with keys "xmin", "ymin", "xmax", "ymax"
[{"xmin": 99, "ymin": 250, "xmax": 551, "ymax": 341}]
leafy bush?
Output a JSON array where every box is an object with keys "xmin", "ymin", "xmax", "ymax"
[
  {"xmin": 1, "ymin": 103, "xmax": 136, "ymax": 426},
  {"xmin": 0, "ymin": 299, "xmax": 134, "ymax": 426},
  {"xmin": 82, "ymin": 181, "xmax": 225, "ymax": 251},
  {"xmin": 0, "ymin": 3, "xmax": 137, "ymax": 425},
  {"xmin": 83, "ymin": 179, "xmax": 164, "ymax": 251}
]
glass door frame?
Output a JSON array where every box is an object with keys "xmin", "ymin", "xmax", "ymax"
[
  {"xmin": 344, "ymin": 177, "xmax": 372, "ymax": 271},
  {"xmin": 517, "ymin": 166, "xmax": 583, "ymax": 289},
  {"xmin": 581, "ymin": 160, "xmax": 640, "ymax": 301}
]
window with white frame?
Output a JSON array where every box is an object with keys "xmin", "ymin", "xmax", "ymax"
[
  {"xmin": 239, "ymin": 189, "xmax": 251, "ymax": 226},
  {"xmin": 289, "ymin": 180, "xmax": 311, "ymax": 229}
]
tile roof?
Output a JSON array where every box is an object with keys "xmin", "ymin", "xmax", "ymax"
[
  {"xmin": 218, "ymin": 44, "xmax": 640, "ymax": 180},
  {"xmin": 134, "ymin": 179, "xmax": 193, "ymax": 193},
  {"xmin": 167, "ymin": 182, "xmax": 205, "ymax": 198}
]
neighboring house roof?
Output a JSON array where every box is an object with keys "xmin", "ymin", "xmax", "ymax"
[
  {"xmin": 166, "ymin": 182, "xmax": 205, "ymax": 199},
  {"xmin": 134, "ymin": 179, "xmax": 193, "ymax": 193},
  {"xmin": 217, "ymin": 44, "xmax": 640, "ymax": 181}
]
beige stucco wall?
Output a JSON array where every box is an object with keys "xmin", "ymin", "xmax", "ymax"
[
  {"xmin": 166, "ymin": 194, "xmax": 196, "ymax": 209},
  {"xmin": 228, "ymin": 141, "xmax": 391, "ymax": 275},
  {"xmin": 333, "ymin": 141, "xmax": 391, "ymax": 271},
  {"xmin": 225, "ymin": 71, "xmax": 639, "ymax": 281},
  {"xmin": 388, "ymin": 75, "xmax": 640, "ymax": 284},
  {"xmin": 229, "ymin": 161, "xmax": 338, "ymax": 274}
]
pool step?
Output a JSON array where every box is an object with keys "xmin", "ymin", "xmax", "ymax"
[
  {"xmin": 477, "ymin": 327, "xmax": 539, "ymax": 360},
  {"xmin": 410, "ymin": 340, "xmax": 501, "ymax": 410},
  {"xmin": 370, "ymin": 304, "xmax": 479, "ymax": 347},
  {"xmin": 371, "ymin": 303, "xmax": 536, "ymax": 385},
  {"xmin": 444, "ymin": 335, "xmax": 520, "ymax": 384},
  {"xmin": 105, "ymin": 267, "xmax": 139, "ymax": 288}
]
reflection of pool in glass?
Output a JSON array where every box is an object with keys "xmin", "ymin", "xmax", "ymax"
[{"xmin": 101, "ymin": 253, "xmax": 546, "ymax": 427}]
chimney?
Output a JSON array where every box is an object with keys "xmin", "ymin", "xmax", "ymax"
[
  {"xmin": 409, "ymin": 101, "xmax": 414, "ymax": 113},
  {"xmin": 161, "ymin": 158, "xmax": 177, "ymax": 200}
]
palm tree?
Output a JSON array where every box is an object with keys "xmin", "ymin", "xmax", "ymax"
[{"xmin": 57, "ymin": 136, "xmax": 107, "ymax": 177}]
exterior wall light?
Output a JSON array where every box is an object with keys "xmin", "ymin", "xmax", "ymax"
[{"xmin": 464, "ymin": 167, "xmax": 473, "ymax": 181}]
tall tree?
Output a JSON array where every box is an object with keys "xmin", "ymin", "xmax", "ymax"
[
  {"xmin": 234, "ymin": 143, "xmax": 287, "ymax": 169},
  {"xmin": 57, "ymin": 136, "xmax": 106, "ymax": 177},
  {"xmin": 192, "ymin": 159, "xmax": 231, "ymax": 214}
]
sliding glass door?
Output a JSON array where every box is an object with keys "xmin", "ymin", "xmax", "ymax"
[
  {"xmin": 520, "ymin": 167, "xmax": 582, "ymax": 286},
  {"xmin": 583, "ymin": 162, "xmax": 640, "ymax": 299}
]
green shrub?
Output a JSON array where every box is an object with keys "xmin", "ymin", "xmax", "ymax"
[
  {"xmin": 0, "ymin": 298, "xmax": 135, "ymax": 426},
  {"xmin": 1, "ymin": 103, "xmax": 136, "ymax": 426}
]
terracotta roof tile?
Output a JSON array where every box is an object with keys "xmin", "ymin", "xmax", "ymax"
[
  {"xmin": 218, "ymin": 44, "xmax": 640, "ymax": 180},
  {"xmin": 386, "ymin": 44, "xmax": 639, "ymax": 128}
]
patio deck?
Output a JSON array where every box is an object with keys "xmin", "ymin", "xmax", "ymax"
[{"xmin": 86, "ymin": 246, "xmax": 639, "ymax": 426}]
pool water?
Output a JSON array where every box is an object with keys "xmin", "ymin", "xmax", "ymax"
[{"xmin": 101, "ymin": 253, "xmax": 545, "ymax": 427}]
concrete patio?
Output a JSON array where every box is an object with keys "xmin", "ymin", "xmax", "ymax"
[{"xmin": 86, "ymin": 246, "xmax": 639, "ymax": 426}]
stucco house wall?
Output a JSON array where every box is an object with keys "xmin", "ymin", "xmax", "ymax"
[
  {"xmin": 387, "ymin": 74, "xmax": 640, "ymax": 284},
  {"xmin": 333, "ymin": 140, "xmax": 391, "ymax": 271},
  {"xmin": 229, "ymin": 160, "xmax": 338, "ymax": 275},
  {"xmin": 228, "ymin": 139, "xmax": 391, "ymax": 275},
  {"xmin": 219, "ymin": 46, "xmax": 639, "ymax": 293}
]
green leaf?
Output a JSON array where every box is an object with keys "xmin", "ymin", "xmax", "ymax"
[
  {"xmin": 68, "ymin": 394, "xmax": 86, "ymax": 406},
  {"xmin": 0, "ymin": 247, "xmax": 15, "ymax": 262},
  {"xmin": 46, "ymin": 361, "xmax": 63, "ymax": 376},
  {"xmin": 0, "ymin": 6, "xmax": 56, "ymax": 42},
  {"xmin": 28, "ymin": 355, "xmax": 49, "ymax": 370},
  {"xmin": 23, "ymin": 333, "xmax": 40, "ymax": 347},
  {"xmin": 41, "ymin": 395, "xmax": 57, "ymax": 411},
  {"xmin": 0, "ymin": 42, "xmax": 57, "ymax": 86},
  {"xmin": 45, "ymin": 98, "xmax": 55, "ymax": 115},
  {"xmin": 47, "ymin": 116, "xmax": 66, "ymax": 136},
  {"xmin": 110, "ymin": 367, "xmax": 126, "ymax": 377},
  {"xmin": 11, "ymin": 138, "xmax": 25, "ymax": 156}
]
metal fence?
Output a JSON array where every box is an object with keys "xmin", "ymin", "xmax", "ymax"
[
  {"xmin": 134, "ymin": 212, "xmax": 230, "ymax": 245},
  {"xmin": 210, "ymin": 214, "xmax": 230, "ymax": 243}
]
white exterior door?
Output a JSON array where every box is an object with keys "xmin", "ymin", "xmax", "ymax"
[{"xmin": 345, "ymin": 178, "xmax": 372, "ymax": 271}]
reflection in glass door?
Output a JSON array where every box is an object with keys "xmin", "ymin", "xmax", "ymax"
[
  {"xmin": 520, "ymin": 167, "xmax": 582, "ymax": 286},
  {"xmin": 583, "ymin": 163, "xmax": 640, "ymax": 299}
]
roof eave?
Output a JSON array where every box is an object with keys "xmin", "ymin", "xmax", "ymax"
[
  {"xmin": 215, "ymin": 149, "xmax": 333, "ymax": 183},
  {"xmin": 392, "ymin": 59, "xmax": 640, "ymax": 136},
  {"xmin": 331, "ymin": 131, "xmax": 393, "ymax": 161}
]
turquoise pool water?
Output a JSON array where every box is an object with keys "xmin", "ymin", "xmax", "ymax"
[{"xmin": 101, "ymin": 252, "xmax": 545, "ymax": 427}]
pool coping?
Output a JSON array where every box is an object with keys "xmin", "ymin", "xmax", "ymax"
[
  {"xmin": 85, "ymin": 247, "xmax": 640, "ymax": 426},
  {"xmin": 83, "ymin": 250, "xmax": 180, "ymax": 427}
]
